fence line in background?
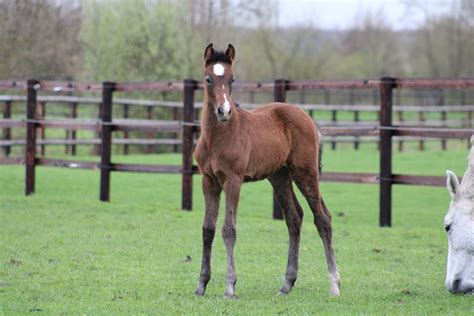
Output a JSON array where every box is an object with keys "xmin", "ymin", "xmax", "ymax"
[
  {"xmin": 1, "ymin": 97, "xmax": 473, "ymax": 157},
  {"xmin": 1, "ymin": 78, "xmax": 473, "ymax": 227}
]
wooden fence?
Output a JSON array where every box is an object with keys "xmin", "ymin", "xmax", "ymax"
[
  {"xmin": 2, "ymin": 88, "xmax": 473, "ymax": 156},
  {"xmin": 2, "ymin": 100, "xmax": 472, "ymax": 154},
  {"xmin": 1, "ymin": 77, "xmax": 473, "ymax": 227}
]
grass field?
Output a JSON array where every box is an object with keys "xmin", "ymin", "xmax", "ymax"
[{"xmin": 1, "ymin": 147, "xmax": 473, "ymax": 314}]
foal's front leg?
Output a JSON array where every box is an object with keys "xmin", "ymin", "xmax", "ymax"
[
  {"xmin": 195, "ymin": 175, "xmax": 221, "ymax": 296},
  {"xmin": 222, "ymin": 175, "xmax": 242, "ymax": 299}
]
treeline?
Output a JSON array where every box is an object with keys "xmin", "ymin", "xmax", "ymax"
[{"xmin": 1, "ymin": 0, "xmax": 473, "ymax": 81}]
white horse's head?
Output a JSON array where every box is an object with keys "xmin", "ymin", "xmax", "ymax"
[{"xmin": 444, "ymin": 136, "xmax": 474, "ymax": 294}]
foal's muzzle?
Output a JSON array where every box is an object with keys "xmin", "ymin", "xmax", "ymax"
[{"xmin": 216, "ymin": 106, "xmax": 232, "ymax": 122}]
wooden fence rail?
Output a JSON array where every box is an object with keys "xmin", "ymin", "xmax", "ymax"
[
  {"xmin": 0, "ymin": 77, "xmax": 473, "ymax": 227},
  {"xmin": 2, "ymin": 97, "xmax": 472, "ymax": 156}
]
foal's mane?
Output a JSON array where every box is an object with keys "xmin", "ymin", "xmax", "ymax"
[{"xmin": 205, "ymin": 50, "xmax": 232, "ymax": 67}]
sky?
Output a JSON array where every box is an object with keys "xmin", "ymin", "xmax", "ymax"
[{"xmin": 276, "ymin": 0, "xmax": 453, "ymax": 30}]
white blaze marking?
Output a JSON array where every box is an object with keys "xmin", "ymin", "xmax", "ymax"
[
  {"xmin": 213, "ymin": 63, "xmax": 225, "ymax": 76},
  {"xmin": 223, "ymin": 94, "xmax": 231, "ymax": 113}
]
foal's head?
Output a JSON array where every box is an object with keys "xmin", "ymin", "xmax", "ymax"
[
  {"xmin": 203, "ymin": 43, "xmax": 236, "ymax": 122},
  {"xmin": 444, "ymin": 136, "xmax": 474, "ymax": 295}
]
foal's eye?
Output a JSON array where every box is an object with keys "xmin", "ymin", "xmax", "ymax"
[
  {"xmin": 230, "ymin": 77, "xmax": 235, "ymax": 84},
  {"xmin": 444, "ymin": 224, "xmax": 451, "ymax": 233},
  {"xmin": 205, "ymin": 76, "xmax": 212, "ymax": 85}
]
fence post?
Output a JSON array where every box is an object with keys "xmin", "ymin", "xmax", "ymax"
[
  {"xmin": 39, "ymin": 101, "xmax": 46, "ymax": 156},
  {"xmin": 395, "ymin": 90, "xmax": 403, "ymax": 152},
  {"xmin": 331, "ymin": 110, "xmax": 337, "ymax": 149},
  {"xmin": 373, "ymin": 89, "xmax": 380, "ymax": 150},
  {"xmin": 379, "ymin": 77, "xmax": 396, "ymax": 227},
  {"xmin": 273, "ymin": 79, "xmax": 288, "ymax": 220},
  {"xmin": 418, "ymin": 111, "xmax": 425, "ymax": 151},
  {"xmin": 172, "ymin": 107, "xmax": 179, "ymax": 153},
  {"xmin": 461, "ymin": 90, "xmax": 471, "ymax": 148},
  {"xmin": 26, "ymin": 79, "xmax": 39, "ymax": 196},
  {"xmin": 350, "ymin": 89, "xmax": 359, "ymax": 150},
  {"xmin": 326, "ymin": 90, "xmax": 336, "ymax": 150},
  {"xmin": 147, "ymin": 106, "xmax": 153, "ymax": 153},
  {"xmin": 3, "ymin": 101, "xmax": 11, "ymax": 157},
  {"xmin": 71, "ymin": 102, "xmax": 78, "ymax": 156},
  {"xmin": 437, "ymin": 89, "xmax": 446, "ymax": 150},
  {"xmin": 397, "ymin": 111, "xmax": 404, "ymax": 152},
  {"xmin": 123, "ymin": 104, "xmax": 129, "ymax": 155},
  {"xmin": 300, "ymin": 90, "xmax": 311, "ymax": 118},
  {"xmin": 194, "ymin": 106, "xmax": 200, "ymax": 122},
  {"xmin": 99, "ymin": 82, "xmax": 115, "ymax": 202},
  {"xmin": 94, "ymin": 103, "xmax": 102, "ymax": 156},
  {"xmin": 182, "ymin": 79, "xmax": 196, "ymax": 210}
]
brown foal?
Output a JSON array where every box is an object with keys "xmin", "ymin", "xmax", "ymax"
[{"xmin": 194, "ymin": 43, "xmax": 340, "ymax": 298}]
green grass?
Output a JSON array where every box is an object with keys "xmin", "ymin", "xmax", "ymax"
[{"xmin": 1, "ymin": 147, "xmax": 473, "ymax": 314}]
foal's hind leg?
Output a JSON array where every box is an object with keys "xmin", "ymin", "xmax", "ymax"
[
  {"xmin": 291, "ymin": 167, "xmax": 341, "ymax": 296},
  {"xmin": 319, "ymin": 196, "xmax": 340, "ymax": 295},
  {"xmin": 269, "ymin": 167, "xmax": 304, "ymax": 295},
  {"xmin": 195, "ymin": 174, "xmax": 221, "ymax": 296}
]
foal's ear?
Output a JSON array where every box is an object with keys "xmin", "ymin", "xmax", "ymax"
[
  {"xmin": 225, "ymin": 44, "xmax": 235, "ymax": 65},
  {"xmin": 446, "ymin": 170, "xmax": 459, "ymax": 200},
  {"xmin": 204, "ymin": 43, "xmax": 214, "ymax": 63}
]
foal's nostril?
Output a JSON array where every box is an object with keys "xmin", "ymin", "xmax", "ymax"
[
  {"xmin": 217, "ymin": 107, "xmax": 224, "ymax": 115},
  {"xmin": 229, "ymin": 107, "xmax": 232, "ymax": 115}
]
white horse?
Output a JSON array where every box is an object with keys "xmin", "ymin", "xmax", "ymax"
[{"xmin": 445, "ymin": 136, "xmax": 474, "ymax": 294}]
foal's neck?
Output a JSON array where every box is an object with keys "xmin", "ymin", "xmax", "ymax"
[{"xmin": 201, "ymin": 98, "xmax": 218, "ymax": 137}]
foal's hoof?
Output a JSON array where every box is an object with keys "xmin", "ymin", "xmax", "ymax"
[
  {"xmin": 224, "ymin": 293, "xmax": 238, "ymax": 300},
  {"xmin": 277, "ymin": 288, "xmax": 291, "ymax": 296},
  {"xmin": 195, "ymin": 287, "xmax": 205, "ymax": 297},
  {"xmin": 330, "ymin": 280, "xmax": 341, "ymax": 296},
  {"xmin": 277, "ymin": 282, "xmax": 293, "ymax": 296},
  {"xmin": 330, "ymin": 285, "xmax": 340, "ymax": 297}
]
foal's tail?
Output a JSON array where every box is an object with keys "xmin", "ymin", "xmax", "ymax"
[{"xmin": 317, "ymin": 125, "xmax": 323, "ymax": 175}]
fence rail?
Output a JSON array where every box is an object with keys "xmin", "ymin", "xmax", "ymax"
[
  {"xmin": 1, "ymin": 78, "xmax": 473, "ymax": 227},
  {"xmin": 2, "ymin": 95, "xmax": 472, "ymax": 155}
]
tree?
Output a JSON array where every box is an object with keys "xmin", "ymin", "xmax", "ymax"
[
  {"xmin": 403, "ymin": 0, "xmax": 474, "ymax": 77},
  {"xmin": 330, "ymin": 10, "xmax": 404, "ymax": 78},
  {"xmin": 80, "ymin": 0, "xmax": 189, "ymax": 81},
  {"xmin": 0, "ymin": 0, "xmax": 82, "ymax": 80}
]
